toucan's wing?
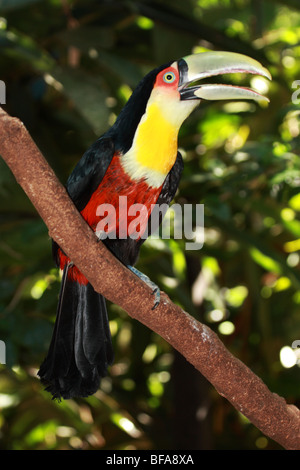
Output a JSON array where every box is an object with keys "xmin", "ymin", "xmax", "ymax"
[
  {"xmin": 157, "ymin": 151, "xmax": 184, "ymax": 206},
  {"xmin": 52, "ymin": 136, "xmax": 115, "ymax": 266},
  {"xmin": 146, "ymin": 151, "xmax": 184, "ymax": 237},
  {"xmin": 66, "ymin": 136, "xmax": 115, "ymax": 212}
]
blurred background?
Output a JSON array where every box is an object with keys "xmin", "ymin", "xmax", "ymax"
[{"xmin": 0, "ymin": 0, "xmax": 300, "ymax": 450}]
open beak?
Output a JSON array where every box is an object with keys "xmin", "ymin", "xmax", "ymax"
[{"xmin": 178, "ymin": 51, "xmax": 271, "ymax": 103}]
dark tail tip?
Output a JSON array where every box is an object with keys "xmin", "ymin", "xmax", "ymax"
[
  {"xmin": 38, "ymin": 276, "xmax": 114, "ymax": 400},
  {"xmin": 38, "ymin": 360, "xmax": 110, "ymax": 400}
]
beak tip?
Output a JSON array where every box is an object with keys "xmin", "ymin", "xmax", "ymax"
[
  {"xmin": 179, "ymin": 51, "xmax": 272, "ymax": 103},
  {"xmin": 261, "ymin": 68, "xmax": 272, "ymax": 81}
]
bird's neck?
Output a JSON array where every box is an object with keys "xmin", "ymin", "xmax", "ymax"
[{"xmin": 121, "ymin": 94, "xmax": 182, "ymax": 188}]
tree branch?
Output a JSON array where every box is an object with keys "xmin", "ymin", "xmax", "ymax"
[{"xmin": 0, "ymin": 107, "xmax": 299, "ymax": 450}]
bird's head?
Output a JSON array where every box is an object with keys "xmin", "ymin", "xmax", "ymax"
[
  {"xmin": 112, "ymin": 51, "xmax": 271, "ymax": 154},
  {"xmin": 148, "ymin": 50, "xmax": 271, "ymax": 128}
]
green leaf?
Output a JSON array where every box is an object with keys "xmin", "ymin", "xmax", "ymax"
[
  {"xmin": 289, "ymin": 193, "xmax": 300, "ymax": 211},
  {"xmin": 0, "ymin": 28, "xmax": 54, "ymax": 71},
  {"xmin": 51, "ymin": 67, "xmax": 110, "ymax": 135},
  {"xmin": 250, "ymin": 247, "xmax": 282, "ymax": 274},
  {"xmin": 0, "ymin": 0, "xmax": 42, "ymax": 11}
]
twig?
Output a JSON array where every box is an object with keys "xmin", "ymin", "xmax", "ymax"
[{"xmin": 0, "ymin": 107, "xmax": 299, "ymax": 450}]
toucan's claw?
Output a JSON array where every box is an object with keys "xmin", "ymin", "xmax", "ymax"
[
  {"xmin": 151, "ymin": 287, "xmax": 161, "ymax": 311},
  {"xmin": 127, "ymin": 265, "xmax": 161, "ymax": 310}
]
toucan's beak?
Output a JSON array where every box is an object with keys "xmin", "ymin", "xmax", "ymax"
[{"xmin": 178, "ymin": 51, "xmax": 271, "ymax": 103}]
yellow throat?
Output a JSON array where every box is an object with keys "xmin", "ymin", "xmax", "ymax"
[
  {"xmin": 134, "ymin": 101, "xmax": 179, "ymax": 174},
  {"xmin": 121, "ymin": 87, "xmax": 197, "ymax": 188}
]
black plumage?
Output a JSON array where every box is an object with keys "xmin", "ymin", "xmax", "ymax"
[{"xmin": 38, "ymin": 61, "xmax": 183, "ymax": 400}]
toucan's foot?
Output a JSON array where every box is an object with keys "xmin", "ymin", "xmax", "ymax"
[{"xmin": 127, "ymin": 265, "xmax": 160, "ymax": 310}]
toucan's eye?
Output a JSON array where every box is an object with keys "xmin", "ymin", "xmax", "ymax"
[{"xmin": 163, "ymin": 71, "xmax": 176, "ymax": 83}]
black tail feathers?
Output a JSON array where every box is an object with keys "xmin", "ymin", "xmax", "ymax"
[{"xmin": 38, "ymin": 267, "xmax": 114, "ymax": 400}]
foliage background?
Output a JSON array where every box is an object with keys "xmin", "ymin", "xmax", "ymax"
[{"xmin": 0, "ymin": 0, "xmax": 300, "ymax": 450}]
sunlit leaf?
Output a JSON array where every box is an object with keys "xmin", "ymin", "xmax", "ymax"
[
  {"xmin": 250, "ymin": 247, "xmax": 282, "ymax": 274},
  {"xmin": 111, "ymin": 413, "xmax": 142, "ymax": 438},
  {"xmin": 289, "ymin": 193, "xmax": 300, "ymax": 211},
  {"xmin": 225, "ymin": 285, "xmax": 248, "ymax": 308},
  {"xmin": 199, "ymin": 112, "xmax": 241, "ymax": 148}
]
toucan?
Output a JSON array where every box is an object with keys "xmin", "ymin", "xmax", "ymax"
[{"xmin": 38, "ymin": 51, "xmax": 271, "ymax": 399}]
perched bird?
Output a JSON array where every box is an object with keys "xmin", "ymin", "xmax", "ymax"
[{"xmin": 38, "ymin": 51, "xmax": 271, "ymax": 399}]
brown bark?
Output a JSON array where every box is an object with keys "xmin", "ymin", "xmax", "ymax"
[{"xmin": 0, "ymin": 107, "xmax": 299, "ymax": 450}]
